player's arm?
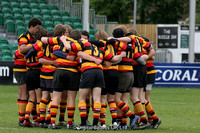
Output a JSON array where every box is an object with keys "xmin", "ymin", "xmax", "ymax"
[
  {"xmin": 135, "ymin": 56, "xmax": 146, "ymax": 65},
  {"xmin": 19, "ymin": 44, "xmax": 32, "ymax": 54},
  {"xmin": 38, "ymin": 58, "xmax": 56, "ymax": 66},
  {"xmin": 114, "ymin": 37, "xmax": 131, "ymax": 42},
  {"xmin": 53, "ymin": 50, "xmax": 75, "ymax": 61},
  {"xmin": 41, "ymin": 37, "xmax": 48, "ymax": 44},
  {"xmin": 60, "ymin": 35, "xmax": 71, "ymax": 50},
  {"xmin": 77, "ymin": 51, "xmax": 102, "ymax": 65},
  {"xmin": 146, "ymin": 45, "xmax": 155, "ymax": 59},
  {"xmin": 110, "ymin": 51, "xmax": 126, "ymax": 63},
  {"xmin": 25, "ymin": 47, "xmax": 35, "ymax": 59},
  {"xmin": 88, "ymin": 40, "xmax": 105, "ymax": 47}
]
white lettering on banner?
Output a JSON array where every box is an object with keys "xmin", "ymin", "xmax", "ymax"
[
  {"xmin": 156, "ymin": 69, "xmax": 198, "ymax": 82},
  {"xmin": 162, "ymin": 70, "xmax": 173, "ymax": 81},
  {"xmin": 181, "ymin": 70, "xmax": 190, "ymax": 81},
  {"xmin": 156, "ymin": 70, "xmax": 162, "ymax": 80},
  {"xmin": 0, "ymin": 66, "xmax": 9, "ymax": 77},
  {"xmin": 191, "ymin": 70, "xmax": 198, "ymax": 81},
  {"xmin": 173, "ymin": 70, "xmax": 182, "ymax": 80}
]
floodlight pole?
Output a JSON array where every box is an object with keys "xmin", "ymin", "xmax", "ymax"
[
  {"xmin": 133, "ymin": 0, "xmax": 137, "ymax": 29},
  {"xmin": 188, "ymin": 0, "xmax": 196, "ymax": 63},
  {"xmin": 83, "ymin": 0, "xmax": 90, "ymax": 32}
]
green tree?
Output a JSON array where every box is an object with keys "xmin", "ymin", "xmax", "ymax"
[
  {"xmin": 90, "ymin": 0, "xmax": 132, "ymax": 24},
  {"xmin": 137, "ymin": 0, "xmax": 189, "ymax": 24},
  {"xmin": 90, "ymin": 0, "xmax": 189, "ymax": 24}
]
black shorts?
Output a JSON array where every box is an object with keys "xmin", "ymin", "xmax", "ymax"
[
  {"xmin": 26, "ymin": 69, "xmax": 40, "ymax": 91},
  {"xmin": 101, "ymin": 70, "xmax": 119, "ymax": 95},
  {"xmin": 132, "ymin": 65, "xmax": 147, "ymax": 88},
  {"xmin": 79, "ymin": 68, "xmax": 105, "ymax": 89},
  {"xmin": 40, "ymin": 78, "xmax": 53, "ymax": 92},
  {"xmin": 117, "ymin": 72, "xmax": 134, "ymax": 93},
  {"xmin": 146, "ymin": 73, "xmax": 156, "ymax": 84},
  {"xmin": 14, "ymin": 71, "xmax": 26, "ymax": 85},
  {"xmin": 52, "ymin": 69, "xmax": 79, "ymax": 92}
]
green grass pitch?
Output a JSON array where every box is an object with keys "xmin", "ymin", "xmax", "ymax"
[{"xmin": 0, "ymin": 85, "xmax": 199, "ymax": 133}]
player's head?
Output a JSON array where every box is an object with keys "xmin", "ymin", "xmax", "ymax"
[
  {"xmin": 70, "ymin": 30, "xmax": 82, "ymax": 40},
  {"xmin": 54, "ymin": 24, "xmax": 66, "ymax": 36},
  {"xmin": 28, "ymin": 17, "xmax": 42, "ymax": 35},
  {"xmin": 112, "ymin": 28, "xmax": 124, "ymax": 38},
  {"xmin": 116, "ymin": 25, "xmax": 128, "ymax": 35},
  {"xmin": 95, "ymin": 30, "xmax": 108, "ymax": 40},
  {"xmin": 128, "ymin": 28, "xmax": 138, "ymax": 35},
  {"xmin": 47, "ymin": 31, "xmax": 54, "ymax": 37},
  {"xmin": 81, "ymin": 30, "xmax": 89, "ymax": 40},
  {"xmin": 64, "ymin": 24, "xmax": 72, "ymax": 37},
  {"xmin": 34, "ymin": 27, "xmax": 47, "ymax": 41}
]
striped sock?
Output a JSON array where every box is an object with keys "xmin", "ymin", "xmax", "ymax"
[
  {"xmin": 122, "ymin": 113, "xmax": 128, "ymax": 126},
  {"xmin": 93, "ymin": 102, "xmax": 101, "ymax": 125},
  {"xmin": 108, "ymin": 101, "xmax": 117, "ymax": 123},
  {"xmin": 39, "ymin": 98, "xmax": 48, "ymax": 124},
  {"xmin": 25, "ymin": 101, "xmax": 35, "ymax": 122},
  {"xmin": 36, "ymin": 102, "xmax": 40, "ymax": 123},
  {"xmin": 67, "ymin": 106, "xmax": 75, "ymax": 125},
  {"xmin": 19, "ymin": 100, "xmax": 28, "ymax": 123},
  {"xmin": 134, "ymin": 101, "xmax": 147, "ymax": 123},
  {"xmin": 59, "ymin": 99, "xmax": 67, "ymax": 122},
  {"xmin": 50, "ymin": 104, "xmax": 59, "ymax": 124},
  {"xmin": 79, "ymin": 101, "xmax": 87, "ymax": 126},
  {"xmin": 145, "ymin": 101, "xmax": 158, "ymax": 121},
  {"xmin": 45, "ymin": 99, "xmax": 52, "ymax": 124},
  {"xmin": 31, "ymin": 105, "xmax": 37, "ymax": 122},
  {"xmin": 100, "ymin": 103, "xmax": 107, "ymax": 125},
  {"xmin": 117, "ymin": 100, "xmax": 135, "ymax": 119}
]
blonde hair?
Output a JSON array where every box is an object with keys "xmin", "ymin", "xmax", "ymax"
[
  {"xmin": 116, "ymin": 25, "xmax": 129, "ymax": 35},
  {"xmin": 128, "ymin": 28, "xmax": 138, "ymax": 35},
  {"xmin": 95, "ymin": 30, "xmax": 108, "ymax": 40},
  {"xmin": 54, "ymin": 24, "xmax": 66, "ymax": 36},
  {"xmin": 65, "ymin": 24, "xmax": 72, "ymax": 35}
]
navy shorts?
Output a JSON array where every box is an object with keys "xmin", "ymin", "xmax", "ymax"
[
  {"xmin": 101, "ymin": 70, "xmax": 119, "ymax": 95},
  {"xmin": 52, "ymin": 69, "xmax": 79, "ymax": 92},
  {"xmin": 14, "ymin": 71, "xmax": 26, "ymax": 85},
  {"xmin": 26, "ymin": 69, "xmax": 40, "ymax": 91},
  {"xmin": 132, "ymin": 65, "xmax": 147, "ymax": 88},
  {"xmin": 79, "ymin": 68, "xmax": 105, "ymax": 89}
]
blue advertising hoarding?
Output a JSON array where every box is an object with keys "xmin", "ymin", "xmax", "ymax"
[{"xmin": 154, "ymin": 63, "xmax": 200, "ymax": 87}]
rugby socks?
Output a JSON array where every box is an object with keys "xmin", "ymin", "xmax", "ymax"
[
  {"xmin": 59, "ymin": 99, "xmax": 67, "ymax": 122},
  {"xmin": 45, "ymin": 99, "xmax": 52, "ymax": 124},
  {"xmin": 117, "ymin": 100, "xmax": 135, "ymax": 119},
  {"xmin": 117, "ymin": 115, "xmax": 122, "ymax": 124},
  {"xmin": 133, "ymin": 106, "xmax": 138, "ymax": 115},
  {"xmin": 19, "ymin": 100, "xmax": 28, "ymax": 123},
  {"xmin": 134, "ymin": 101, "xmax": 147, "ymax": 123},
  {"xmin": 36, "ymin": 102, "xmax": 40, "ymax": 123},
  {"xmin": 93, "ymin": 102, "xmax": 101, "ymax": 125},
  {"xmin": 86, "ymin": 101, "xmax": 90, "ymax": 119},
  {"xmin": 25, "ymin": 101, "xmax": 35, "ymax": 122},
  {"xmin": 17, "ymin": 99, "xmax": 20, "ymax": 118},
  {"xmin": 39, "ymin": 98, "xmax": 48, "ymax": 124},
  {"xmin": 31, "ymin": 105, "xmax": 37, "ymax": 122},
  {"xmin": 79, "ymin": 101, "xmax": 87, "ymax": 126},
  {"xmin": 122, "ymin": 113, "xmax": 128, "ymax": 126},
  {"xmin": 67, "ymin": 106, "xmax": 75, "ymax": 125},
  {"xmin": 108, "ymin": 101, "xmax": 117, "ymax": 123},
  {"xmin": 100, "ymin": 103, "xmax": 107, "ymax": 125},
  {"xmin": 50, "ymin": 104, "xmax": 59, "ymax": 124},
  {"xmin": 145, "ymin": 101, "xmax": 158, "ymax": 122}
]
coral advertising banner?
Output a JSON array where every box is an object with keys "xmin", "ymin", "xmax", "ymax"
[{"xmin": 154, "ymin": 63, "xmax": 200, "ymax": 87}]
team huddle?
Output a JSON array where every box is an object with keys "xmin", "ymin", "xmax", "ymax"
[{"xmin": 13, "ymin": 17, "xmax": 161, "ymax": 130}]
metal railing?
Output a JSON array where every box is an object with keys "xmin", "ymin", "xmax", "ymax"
[{"xmin": 154, "ymin": 49, "xmax": 172, "ymax": 63}]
